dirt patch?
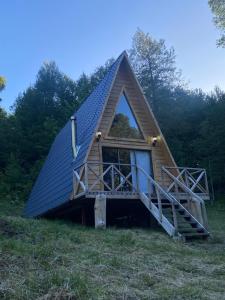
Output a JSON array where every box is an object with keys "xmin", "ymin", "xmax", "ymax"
[{"xmin": 0, "ymin": 219, "xmax": 21, "ymax": 237}]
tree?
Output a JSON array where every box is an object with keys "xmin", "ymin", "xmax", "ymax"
[
  {"xmin": 12, "ymin": 62, "xmax": 79, "ymax": 172},
  {"xmin": 129, "ymin": 29, "xmax": 181, "ymax": 112},
  {"xmin": 209, "ymin": 0, "xmax": 225, "ymax": 47},
  {"xmin": 193, "ymin": 87, "xmax": 225, "ymax": 191},
  {"xmin": 0, "ymin": 76, "xmax": 6, "ymax": 102},
  {"xmin": 109, "ymin": 114, "xmax": 142, "ymax": 139},
  {"xmin": 0, "ymin": 76, "xmax": 6, "ymax": 92},
  {"xmin": 0, "ymin": 59, "xmax": 113, "ymax": 202}
]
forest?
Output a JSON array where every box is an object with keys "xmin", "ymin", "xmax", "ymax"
[{"xmin": 0, "ymin": 29, "xmax": 225, "ymax": 205}]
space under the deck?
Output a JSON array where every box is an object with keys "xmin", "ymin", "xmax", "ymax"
[{"xmin": 46, "ymin": 196, "xmax": 161, "ymax": 228}]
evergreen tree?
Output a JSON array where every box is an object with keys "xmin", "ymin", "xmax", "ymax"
[
  {"xmin": 129, "ymin": 29, "xmax": 182, "ymax": 113},
  {"xmin": 209, "ymin": 0, "xmax": 225, "ymax": 47}
]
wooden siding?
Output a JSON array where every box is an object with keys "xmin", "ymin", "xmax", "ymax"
[{"xmin": 86, "ymin": 59, "xmax": 176, "ymax": 189}]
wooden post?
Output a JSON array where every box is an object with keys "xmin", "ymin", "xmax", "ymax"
[
  {"xmin": 94, "ymin": 194, "xmax": 106, "ymax": 229},
  {"xmin": 171, "ymin": 202, "xmax": 178, "ymax": 232},
  {"xmin": 111, "ymin": 165, "xmax": 115, "ymax": 191},
  {"xmin": 85, "ymin": 163, "xmax": 88, "ymax": 192},
  {"xmin": 156, "ymin": 187, "xmax": 162, "ymax": 222},
  {"xmin": 148, "ymin": 178, "xmax": 152, "ymax": 209}
]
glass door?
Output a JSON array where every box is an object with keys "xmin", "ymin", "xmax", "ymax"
[
  {"xmin": 102, "ymin": 147, "xmax": 153, "ymax": 193},
  {"xmin": 130, "ymin": 150, "xmax": 153, "ymax": 194},
  {"xmin": 102, "ymin": 147, "xmax": 132, "ymax": 191}
]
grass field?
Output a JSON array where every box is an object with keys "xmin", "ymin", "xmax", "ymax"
[{"xmin": 0, "ymin": 198, "xmax": 225, "ymax": 299}]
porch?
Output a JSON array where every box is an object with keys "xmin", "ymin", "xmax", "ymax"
[
  {"xmin": 72, "ymin": 161, "xmax": 210, "ymax": 239},
  {"xmin": 72, "ymin": 162, "xmax": 210, "ymax": 201}
]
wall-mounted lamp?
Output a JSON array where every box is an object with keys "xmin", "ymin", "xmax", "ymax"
[
  {"xmin": 152, "ymin": 136, "xmax": 158, "ymax": 147},
  {"xmin": 96, "ymin": 131, "xmax": 102, "ymax": 142}
]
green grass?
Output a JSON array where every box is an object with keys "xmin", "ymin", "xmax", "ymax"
[{"xmin": 0, "ymin": 199, "xmax": 225, "ymax": 299}]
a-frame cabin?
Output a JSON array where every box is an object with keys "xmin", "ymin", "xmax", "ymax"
[{"xmin": 24, "ymin": 52, "xmax": 210, "ymax": 240}]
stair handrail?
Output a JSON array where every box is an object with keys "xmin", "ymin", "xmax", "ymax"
[
  {"xmin": 162, "ymin": 167, "xmax": 204, "ymax": 203},
  {"xmin": 161, "ymin": 166, "xmax": 208, "ymax": 229},
  {"xmin": 136, "ymin": 165, "xmax": 209, "ymax": 233},
  {"xmin": 162, "ymin": 166, "xmax": 209, "ymax": 196}
]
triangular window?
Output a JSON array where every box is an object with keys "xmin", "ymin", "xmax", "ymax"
[{"xmin": 109, "ymin": 93, "xmax": 143, "ymax": 139}]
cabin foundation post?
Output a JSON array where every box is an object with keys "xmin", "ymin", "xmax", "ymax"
[{"xmin": 94, "ymin": 194, "xmax": 106, "ymax": 229}]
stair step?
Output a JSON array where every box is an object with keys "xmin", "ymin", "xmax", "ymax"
[
  {"xmin": 178, "ymin": 224, "xmax": 196, "ymax": 229},
  {"xmin": 178, "ymin": 228, "xmax": 204, "ymax": 233},
  {"xmin": 183, "ymin": 216, "xmax": 191, "ymax": 220},
  {"xmin": 182, "ymin": 232, "xmax": 209, "ymax": 237},
  {"xmin": 178, "ymin": 223, "xmax": 194, "ymax": 227},
  {"xmin": 178, "ymin": 220, "xmax": 196, "ymax": 224},
  {"xmin": 140, "ymin": 187, "xmax": 209, "ymax": 240},
  {"xmin": 178, "ymin": 226, "xmax": 198, "ymax": 230}
]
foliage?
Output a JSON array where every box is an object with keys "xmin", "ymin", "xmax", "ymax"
[
  {"xmin": 0, "ymin": 76, "xmax": 6, "ymax": 92},
  {"xmin": 109, "ymin": 113, "xmax": 143, "ymax": 139},
  {"xmin": 0, "ymin": 75, "xmax": 6, "ymax": 109},
  {"xmin": 129, "ymin": 29, "xmax": 225, "ymax": 193},
  {"xmin": 129, "ymin": 29, "xmax": 182, "ymax": 112},
  {"xmin": 0, "ymin": 60, "xmax": 112, "ymax": 202},
  {"xmin": 209, "ymin": 0, "xmax": 225, "ymax": 47}
]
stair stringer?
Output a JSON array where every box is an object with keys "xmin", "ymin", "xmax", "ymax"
[
  {"xmin": 167, "ymin": 192, "xmax": 209, "ymax": 235},
  {"xmin": 140, "ymin": 193, "xmax": 176, "ymax": 237}
]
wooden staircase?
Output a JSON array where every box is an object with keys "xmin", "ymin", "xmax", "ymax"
[
  {"xmin": 161, "ymin": 201, "xmax": 208, "ymax": 238},
  {"xmin": 138, "ymin": 167, "xmax": 210, "ymax": 241}
]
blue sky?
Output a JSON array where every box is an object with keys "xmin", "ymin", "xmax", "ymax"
[{"xmin": 1, "ymin": 0, "xmax": 224, "ymax": 111}]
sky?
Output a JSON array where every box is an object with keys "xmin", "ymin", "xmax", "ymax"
[{"xmin": 0, "ymin": 0, "xmax": 224, "ymax": 111}]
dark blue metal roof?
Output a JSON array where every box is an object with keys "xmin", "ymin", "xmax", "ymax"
[{"xmin": 24, "ymin": 52, "xmax": 125, "ymax": 217}]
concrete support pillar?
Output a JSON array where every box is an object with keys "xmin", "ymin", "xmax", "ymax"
[{"xmin": 94, "ymin": 194, "xmax": 106, "ymax": 229}]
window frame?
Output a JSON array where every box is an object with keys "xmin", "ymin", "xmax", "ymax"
[{"xmin": 106, "ymin": 88, "xmax": 146, "ymax": 142}]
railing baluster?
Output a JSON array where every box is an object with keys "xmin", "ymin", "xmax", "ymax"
[
  {"xmin": 185, "ymin": 168, "xmax": 189, "ymax": 190},
  {"xmin": 156, "ymin": 187, "xmax": 162, "ymax": 222},
  {"xmin": 111, "ymin": 165, "xmax": 115, "ymax": 191},
  {"xmin": 174, "ymin": 181, "xmax": 180, "ymax": 203},
  {"xmin": 171, "ymin": 200, "xmax": 178, "ymax": 232},
  {"xmin": 136, "ymin": 165, "xmax": 140, "ymax": 193},
  {"xmin": 148, "ymin": 178, "xmax": 152, "ymax": 208},
  {"xmin": 204, "ymin": 170, "xmax": 210, "ymax": 196}
]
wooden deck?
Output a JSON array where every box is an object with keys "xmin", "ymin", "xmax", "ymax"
[
  {"xmin": 71, "ymin": 161, "xmax": 210, "ymax": 239},
  {"xmin": 72, "ymin": 162, "xmax": 210, "ymax": 201}
]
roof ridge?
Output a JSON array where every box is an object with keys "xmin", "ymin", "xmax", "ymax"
[{"xmin": 72, "ymin": 51, "xmax": 126, "ymax": 118}]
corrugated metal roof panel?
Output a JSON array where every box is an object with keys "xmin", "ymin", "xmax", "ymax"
[{"xmin": 24, "ymin": 52, "xmax": 125, "ymax": 217}]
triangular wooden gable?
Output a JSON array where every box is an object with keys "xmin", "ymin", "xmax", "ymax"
[{"xmin": 87, "ymin": 53, "xmax": 176, "ymax": 185}]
